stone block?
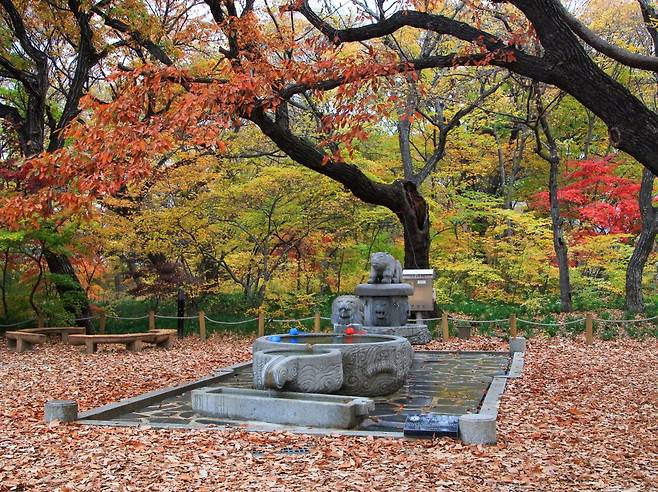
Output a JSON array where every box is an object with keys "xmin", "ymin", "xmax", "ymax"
[
  {"xmin": 457, "ymin": 325, "xmax": 472, "ymax": 340},
  {"xmin": 44, "ymin": 400, "xmax": 78, "ymax": 422},
  {"xmin": 509, "ymin": 336, "xmax": 527, "ymax": 353},
  {"xmin": 459, "ymin": 413, "xmax": 497, "ymax": 445},
  {"xmin": 192, "ymin": 386, "xmax": 374, "ymax": 429},
  {"xmin": 403, "ymin": 413, "xmax": 459, "ymax": 438}
]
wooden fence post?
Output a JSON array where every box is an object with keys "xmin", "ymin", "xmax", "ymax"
[
  {"xmin": 314, "ymin": 312, "xmax": 321, "ymax": 333},
  {"xmin": 99, "ymin": 310, "xmax": 106, "ymax": 334},
  {"xmin": 199, "ymin": 311, "xmax": 206, "ymax": 340},
  {"xmin": 148, "ymin": 310, "xmax": 155, "ymax": 331},
  {"xmin": 585, "ymin": 314, "xmax": 593, "ymax": 345},
  {"xmin": 510, "ymin": 314, "xmax": 517, "ymax": 337},
  {"xmin": 258, "ymin": 308, "xmax": 265, "ymax": 337},
  {"xmin": 441, "ymin": 312, "xmax": 449, "ymax": 341}
]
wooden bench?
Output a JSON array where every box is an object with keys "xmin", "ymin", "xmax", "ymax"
[
  {"xmin": 6, "ymin": 331, "xmax": 47, "ymax": 353},
  {"xmin": 142, "ymin": 329, "xmax": 177, "ymax": 349},
  {"xmin": 5, "ymin": 327, "xmax": 86, "ymax": 352},
  {"xmin": 68, "ymin": 330, "xmax": 176, "ymax": 353},
  {"xmin": 18, "ymin": 327, "xmax": 86, "ymax": 343}
]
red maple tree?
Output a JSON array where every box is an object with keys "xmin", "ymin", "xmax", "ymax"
[{"xmin": 532, "ymin": 158, "xmax": 642, "ymax": 237}]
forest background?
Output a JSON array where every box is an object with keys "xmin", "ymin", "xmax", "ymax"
[{"xmin": 1, "ymin": 0, "xmax": 658, "ymax": 336}]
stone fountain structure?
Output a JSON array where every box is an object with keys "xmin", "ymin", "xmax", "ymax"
[
  {"xmin": 192, "ymin": 252, "xmax": 425, "ymax": 428},
  {"xmin": 332, "ymin": 252, "xmax": 432, "ymax": 345}
]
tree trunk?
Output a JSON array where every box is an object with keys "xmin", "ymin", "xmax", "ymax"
[
  {"xmin": 548, "ymin": 157, "xmax": 572, "ymax": 312},
  {"xmin": 42, "ymin": 249, "xmax": 92, "ymax": 331},
  {"xmin": 625, "ymin": 228, "xmax": 656, "ymax": 313},
  {"xmin": 396, "ymin": 181, "xmax": 430, "ymax": 268},
  {"xmin": 534, "ymin": 84, "xmax": 572, "ymax": 312},
  {"xmin": 1, "ymin": 248, "xmax": 9, "ymax": 318},
  {"xmin": 625, "ymin": 169, "xmax": 658, "ymax": 313}
]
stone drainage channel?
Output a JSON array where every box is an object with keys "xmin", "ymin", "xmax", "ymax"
[{"xmin": 76, "ymin": 348, "xmax": 524, "ymax": 442}]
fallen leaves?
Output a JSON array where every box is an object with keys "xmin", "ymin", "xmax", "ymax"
[{"xmin": 0, "ymin": 334, "xmax": 656, "ymax": 491}]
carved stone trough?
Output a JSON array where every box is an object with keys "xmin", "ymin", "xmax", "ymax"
[
  {"xmin": 253, "ymin": 334, "xmax": 413, "ymax": 397},
  {"xmin": 191, "ymin": 386, "xmax": 374, "ymax": 429},
  {"xmin": 252, "ymin": 348, "xmax": 343, "ymax": 393}
]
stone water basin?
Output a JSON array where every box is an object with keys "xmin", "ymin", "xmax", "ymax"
[
  {"xmin": 253, "ymin": 334, "xmax": 413, "ymax": 396},
  {"xmin": 253, "ymin": 348, "xmax": 344, "ymax": 393}
]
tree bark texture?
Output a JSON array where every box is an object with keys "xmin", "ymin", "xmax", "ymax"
[
  {"xmin": 624, "ymin": 2, "xmax": 658, "ymax": 313},
  {"xmin": 549, "ymin": 157, "xmax": 573, "ymax": 312},
  {"xmin": 625, "ymin": 170, "xmax": 658, "ymax": 313}
]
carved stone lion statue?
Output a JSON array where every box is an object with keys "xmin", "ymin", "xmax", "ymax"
[
  {"xmin": 331, "ymin": 295, "xmax": 364, "ymax": 326},
  {"xmin": 368, "ymin": 252, "xmax": 403, "ymax": 284}
]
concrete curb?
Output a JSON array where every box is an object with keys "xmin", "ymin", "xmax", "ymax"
[
  {"xmin": 506, "ymin": 351, "xmax": 525, "ymax": 379},
  {"xmin": 459, "ymin": 340, "xmax": 526, "ymax": 445}
]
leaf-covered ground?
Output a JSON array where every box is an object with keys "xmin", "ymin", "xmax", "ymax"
[{"xmin": 1, "ymin": 334, "xmax": 656, "ymax": 491}]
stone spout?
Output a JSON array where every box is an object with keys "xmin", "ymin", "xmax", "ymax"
[{"xmin": 261, "ymin": 355, "xmax": 295, "ymax": 390}]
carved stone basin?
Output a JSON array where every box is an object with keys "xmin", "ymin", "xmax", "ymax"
[
  {"xmin": 252, "ymin": 334, "xmax": 413, "ymax": 396},
  {"xmin": 252, "ymin": 348, "xmax": 343, "ymax": 394}
]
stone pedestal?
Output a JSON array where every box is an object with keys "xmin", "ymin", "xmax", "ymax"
[
  {"xmin": 509, "ymin": 336, "xmax": 527, "ymax": 353},
  {"xmin": 44, "ymin": 400, "xmax": 78, "ymax": 422},
  {"xmin": 355, "ymin": 283, "xmax": 413, "ymax": 327},
  {"xmin": 459, "ymin": 413, "xmax": 497, "ymax": 445}
]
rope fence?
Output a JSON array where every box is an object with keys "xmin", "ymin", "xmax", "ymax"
[
  {"xmin": 0, "ymin": 318, "xmax": 35, "ymax": 328},
  {"xmin": 3, "ymin": 309, "xmax": 657, "ymax": 342},
  {"xmin": 516, "ymin": 317, "xmax": 586, "ymax": 327},
  {"xmin": 204, "ymin": 316, "xmax": 259, "ymax": 325},
  {"xmin": 447, "ymin": 316, "xmax": 510, "ymax": 324},
  {"xmin": 154, "ymin": 314, "xmax": 197, "ymax": 320}
]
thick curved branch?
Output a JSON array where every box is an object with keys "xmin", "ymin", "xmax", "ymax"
[
  {"xmin": 294, "ymin": 3, "xmax": 552, "ymax": 83},
  {"xmin": 248, "ymin": 107, "xmax": 401, "ymax": 211},
  {"xmin": 554, "ymin": 0, "xmax": 658, "ymax": 72},
  {"xmin": 0, "ymin": 0, "xmax": 47, "ymax": 63},
  {"xmin": 637, "ymin": 0, "xmax": 658, "ymax": 55},
  {"xmin": 49, "ymin": 0, "xmax": 98, "ymax": 151},
  {"xmin": 0, "ymin": 55, "xmax": 37, "ymax": 90},
  {"xmin": 279, "ymin": 52, "xmax": 541, "ymax": 104},
  {"xmin": 90, "ymin": 6, "xmax": 174, "ymax": 65},
  {"xmin": 0, "ymin": 102, "xmax": 22, "ymax": 127}
]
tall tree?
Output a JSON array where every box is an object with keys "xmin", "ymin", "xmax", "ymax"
[
  {"xmin": 0, "ymin": 0, "xmax": 98, "ymax": 325},
  {"xmin": 0, "ymin": 0, "xmax": 197, "ymax": 323},
  {"xmin": 294, "ymin": 0, "xmax": 658, "ymax": 174},
  {"xmin": 625, "ymin": 0, "xmax": 658, "ymax": 312},
  {"xmin": 533, "ymin": 84, "xmax": 572, "ymax": 312}
]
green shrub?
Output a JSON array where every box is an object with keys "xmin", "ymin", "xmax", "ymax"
[{"xmin": 542, "ymin": 315, "xmax": 558, "ymax": 337}]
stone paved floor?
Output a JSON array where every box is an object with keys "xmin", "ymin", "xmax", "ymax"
[{"xmin": 100, "ymin": 351, "xmax": 509, "ymax": 432}]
